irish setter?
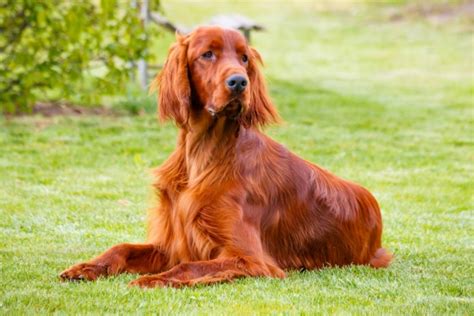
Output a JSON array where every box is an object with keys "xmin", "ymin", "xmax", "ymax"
[{"xmin": 60, "ymin": 26, "xmax": 392, "ymax": 288}]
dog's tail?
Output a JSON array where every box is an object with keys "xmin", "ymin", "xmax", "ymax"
[{"xmin": 369, "ymin": 248, "xmax": 393, "ymax": 268}]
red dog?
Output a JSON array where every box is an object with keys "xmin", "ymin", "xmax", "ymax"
[{"xmin": 60, "ymin": 26, "xmax": 392, "ymax": 288}]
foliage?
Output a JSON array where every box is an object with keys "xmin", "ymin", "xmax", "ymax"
[{"xmin": 0, "ymin": 0, "xmax": 159, "ymax": 113}]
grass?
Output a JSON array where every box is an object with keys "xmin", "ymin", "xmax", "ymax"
[{"xmin": 1, "ymin": 1, "xmax": 473, "ymax": 314}]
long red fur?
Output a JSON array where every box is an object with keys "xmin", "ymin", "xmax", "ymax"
[{"xmin": 60, "ymin": 26, "xmax": 391, "ymax": 288}]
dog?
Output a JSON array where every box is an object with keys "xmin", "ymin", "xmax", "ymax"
[{"xmin": 60, "ymin": 26, "xmax": 392, "ymax": 288}]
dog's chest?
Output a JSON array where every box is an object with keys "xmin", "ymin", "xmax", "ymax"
[{"xmin": 169, "ymin": 188, "xmax": 227, "ymax": 262}]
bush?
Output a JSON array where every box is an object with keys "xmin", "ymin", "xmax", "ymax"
[{"xmin": 0, "ymin": 0, "xmax": 160, "ymax": 113}]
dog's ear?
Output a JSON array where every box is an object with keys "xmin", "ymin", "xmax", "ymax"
[
  {"xmin": 150, "ymin": 33, "xmax": 190, "ymax": 127},
  {"xmin": 241, "ymin": 47, "xmax": 280, "ymax": 128}
]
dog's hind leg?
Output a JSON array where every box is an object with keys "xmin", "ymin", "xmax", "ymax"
[{"xmin": 129, "ymin": 255, "xmax": 285, "ymax": 288}]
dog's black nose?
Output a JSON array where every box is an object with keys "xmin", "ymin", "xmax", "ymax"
[{"xmin": 226, "ymin": 74, "xmax": 247, "ymax": 93}]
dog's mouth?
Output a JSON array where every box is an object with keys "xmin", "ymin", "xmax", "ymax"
[{"xmin": 207, "ymin": 99, "xmax": 244, "ymax": 119}]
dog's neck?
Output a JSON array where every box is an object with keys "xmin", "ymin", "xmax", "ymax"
[{"xmin": 183, "ymin": 111, "xmax": 241, "ymax": 182}]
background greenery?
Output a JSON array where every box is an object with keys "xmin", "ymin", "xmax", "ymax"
[
  {"xmin": 0, "ymin": 0, "xmax": 473, "ymax": 314},
  {"xmin": 0, "ymin": 0, "xmax": 161, "ymax": 113}
]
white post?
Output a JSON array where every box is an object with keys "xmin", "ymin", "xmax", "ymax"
[{"xmin": 138, "ymin": 0, "xmax": 149, "ymax": 90}]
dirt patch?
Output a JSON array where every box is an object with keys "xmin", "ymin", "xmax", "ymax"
[
  {"xmin": 388, "ymin": 1, "xmax": 474, "ymax": 23},
  {"xmin": 10, "ymin": 102, "xmax": 121, "ymax": 117}
]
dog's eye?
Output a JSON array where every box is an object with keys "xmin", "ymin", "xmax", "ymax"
[
  {"xmin": 202, "ymin": 51, "xmax": 214, "ymax": 59},
  {"xmin": 242, "ymin": 54, "xmax": 248, "ymax": 63}
]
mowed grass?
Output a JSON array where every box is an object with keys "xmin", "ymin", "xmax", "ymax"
[{"xmin": 1, "ymin": 1, "xmax": 473, "ymax": 314}]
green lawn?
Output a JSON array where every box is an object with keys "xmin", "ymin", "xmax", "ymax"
[{"xmin": 1, "ymin": 1, "xmax": 473, "ymax": 314}]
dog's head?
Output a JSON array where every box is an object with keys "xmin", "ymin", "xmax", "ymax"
[{"xmin": 154, "ymin": 26, "xmax": 279, "ymax": 128}]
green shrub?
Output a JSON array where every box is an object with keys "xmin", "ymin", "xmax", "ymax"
[{"xmin": 0, "ymin": 0, "xmax": 160, "ymax": 113}]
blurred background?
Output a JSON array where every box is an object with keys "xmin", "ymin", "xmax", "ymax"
[{"xmin": 1, "ymin": 0, "xmax": 472, "ymax": 115}]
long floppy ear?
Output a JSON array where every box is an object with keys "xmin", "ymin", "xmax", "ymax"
[
  {"xmin": 241, "ymin": 47, "xmax": 280, "ymax": 128},
  {"xmin": 150, "ymin": 34, "xmax": 190, "ymax": 127}
]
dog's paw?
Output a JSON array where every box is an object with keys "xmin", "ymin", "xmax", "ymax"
[
  {"xmin": 128, "ymin": 275, "xmax": 170, "ymax": 288},
  {"xmin": 60, "ymin": 262, "xmax": 108, "ymax": 281}
]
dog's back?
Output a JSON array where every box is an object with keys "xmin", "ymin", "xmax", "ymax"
[{"xmin": 237, "ymin": 129, "xmax": 392, "ymax": 269}]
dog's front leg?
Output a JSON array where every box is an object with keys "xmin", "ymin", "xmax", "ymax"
[{"xmin": 60, "ymin": 243, "xmax": 168, "ymax": 281}]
